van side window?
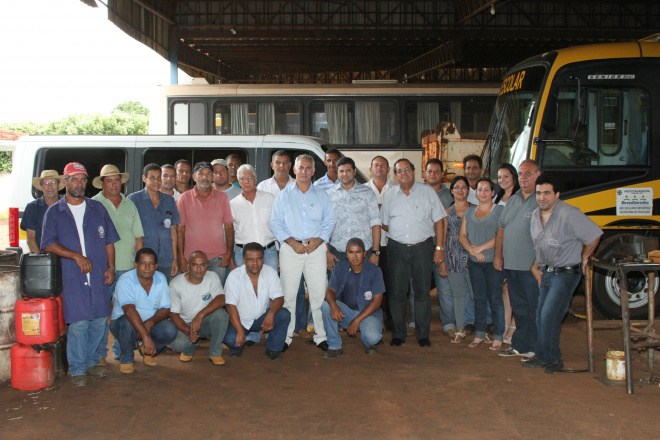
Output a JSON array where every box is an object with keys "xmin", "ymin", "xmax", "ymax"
[{"xmin": 33, "ymin": 148, "xmax": 127, "ymax": 199}]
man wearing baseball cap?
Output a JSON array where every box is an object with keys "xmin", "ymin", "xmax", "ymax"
[
  {"xmin": 92, "ymin": 164, "xmax": 144, "ymax": 366},
  {"xmin": 42, "ymin": 162, "xmax": 120, "ymax": 387},
  {"xmin": 21, "ymin": 170, "xmax": 64, "ymax": 252}
]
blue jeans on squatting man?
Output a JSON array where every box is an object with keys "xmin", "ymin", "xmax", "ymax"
[
  {"xmin": 321, "ymin": 300, "xmax": 383, "ymax": 350},
  {"xmin": 223, "ymin": 308, "xmax": 291, "ymax": 354},
  {"xmin": 109, "ymin": 315, "xmax": 178, "ymax": 365}
]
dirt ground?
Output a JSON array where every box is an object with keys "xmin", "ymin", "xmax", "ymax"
[{"xmin": 1, "ymin": 294, "xmax": 659, "ymax": 440}]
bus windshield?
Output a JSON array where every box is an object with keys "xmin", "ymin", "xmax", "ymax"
[{"xmin": 484, "ymin": 65, "xmax": 547, "ymax": 179}]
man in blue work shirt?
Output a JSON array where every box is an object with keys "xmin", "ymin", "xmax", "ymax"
[
  {"xmin": 127, "ymin": 163, "xmax": 180, "ymax": 282},
  {"xmin": 321, "ymin": 238, "xmax": 384, "ymax": 358},
  {"xmin": 42, "ymin": 162, "xmax": 120, "ymax": 387},
  {"xmin": 271, "ymin": 154, "xmax": 336, "ymax": 351}
]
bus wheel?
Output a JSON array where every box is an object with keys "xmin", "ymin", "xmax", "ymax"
[{"xmin": 592, "ymin": 234, "xmax": 659, "ymax": 319}]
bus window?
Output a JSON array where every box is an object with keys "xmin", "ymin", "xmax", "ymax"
[
  {"xmin": 542, "ymin": 87, "xmax": 649, "ymax": 167},
  {"xmin": 311, "ymin": 100, "xmax": 396, "ymax": 146},
  {"xmin": 33, "ymin": 147, "xmax": 127, "ymax": 198},
  {"xmin": 311, "ymin": 101, "xmax": 355, "ymax": 144},
  {"xmin": 213, "ymin": 101, "xmax": 301, "ymax": 135},
  {"xmin": 173, "ymin": 102, "xmax": 206, "ymax": 135}
]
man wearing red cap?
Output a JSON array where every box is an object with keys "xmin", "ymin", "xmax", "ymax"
[{"xmin": 42, "ymin": 162, "xmax": 120, "ymax": 387}]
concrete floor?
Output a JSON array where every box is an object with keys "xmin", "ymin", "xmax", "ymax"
[{"xmin": 1, "ymin": 295, "xmax": 659, "ymax": 440}]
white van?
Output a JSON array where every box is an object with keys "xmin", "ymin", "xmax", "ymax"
[{"xmin": 9, "ymin": 134, "xmax": 333, "ymax": 250}]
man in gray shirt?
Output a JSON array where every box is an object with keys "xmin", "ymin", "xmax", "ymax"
[
  {"xmin": 495, "ymin": 159, "xmax": 542, "ymax": 360},
  {"xmin": 381, "ymin": 158, "xmax": 446, "ymax": 347},
  {"xmin": 211, "ymin": 159, "xmax": 242, "ymax": 200},
  {"xmin": 425, "ymin": 159, "xmax": 455, "ymax": 338},
  {"xmin": 525, "ymin": 173, "xmax": 602, "ymax": 374}
]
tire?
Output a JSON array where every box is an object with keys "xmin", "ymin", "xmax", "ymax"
[{"xmin": 592, "ymin": 233, "xmax": 659, "ymax": 319}]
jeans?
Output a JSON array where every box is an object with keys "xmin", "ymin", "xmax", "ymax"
[
  {"xmin": 67, "ymin": 317, "xmax": 107, "ymax": 376},
  {"xmin": 170, "ymin": 308, "xmax": 230, "ymax": 357},
  {"xmin": 321, "ymin": 300, "xmax": 382, "ymax": 350},
  {"xmin": 234, "ymin": 244, "xmax": 279, "ymax": 342},
  {"xmin": 464, "ymin": 287, "xmax": 475, "ymax": 325},
  {"xmin": 504, "ymin": 269, "xmax": 540, "ymax": 353},
  {"xmin": 434, "ymin": 268, "xmax": 456, "ymax": 331},
  {"xmin": 447, "ymin": 272, "xmax": 472, "ymax": 330},
  {"xmin": 468, "ymin": 260, "xmax": 505, "ymax": 340},
  {"xmin": 387, "ymin": 238, "xmax": 434, "ymax": 341},
  {"xmin": 223, "ymin": 308, "xmax": 291, "ymax": 353},
  {"xmin": 208, "ymin": 255, "xmax": 227, "ymax": 286},
  {"xmin": 98, "ymin": 270, "xmax": 128, "ymax": 359},
  {"xmin": 536, "ymin": 270, "xmax": 582, "ymax": 365},
  {"xmin": 109, "ymin": 315, "xmax": 178, "ymax": 364}
]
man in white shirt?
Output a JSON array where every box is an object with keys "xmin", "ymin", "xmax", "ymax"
[
  {"xmin": 364, "ymin": 155, "xmax": 398, "ymax": 331},
  {"xmin": 223, "ymin": 243, "xmax": 291, "ymax": 360},
  {"xmin": 169, "ymin": 251, "xmax": 230, "ymax": 366},
  {"xmin": 256, "ymin": 151, "xmax": 311, "ymax": 339},
  {"xmin": 256, "ymin": 150, "xmax": 295, "ymax": 195}
]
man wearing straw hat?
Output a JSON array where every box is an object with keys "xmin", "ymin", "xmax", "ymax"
[
  {"xmin": 92, "ymin": 164, "xmax": 145, "ymax": 366},
  {"xmin": 21, "ymin": 170, "xmax": 64, "ymax": 252}
]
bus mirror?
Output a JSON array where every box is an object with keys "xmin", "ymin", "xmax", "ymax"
[
  {"xmin": 576, "ymin": 88, "xmax": 587, "ymax": 127},
  {"xmin": 542, "ymin": 94, "xmax": 558, "ymax": 132}
]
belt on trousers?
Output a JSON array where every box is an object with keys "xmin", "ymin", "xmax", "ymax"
[
  {"xmin": 391, "ymin": 238, "xmax": 430, "ymax": 247},
  {"xmin": 236, "ymin": 241, "xmax": 276, "ymax": 250},
  {"xmin": 543, "ymin": 264, "xmax": 581, "ymax": 274}
]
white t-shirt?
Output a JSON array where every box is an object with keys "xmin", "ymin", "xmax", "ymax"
[
  {"xmin": 68, "ymin": 201, "xmax": 90, "ymax": 283},
  {"xmin": 169, "ymin": 271, "xmax": 224, "ymax": 324},
  {"xmin": 230, "ymin": 190, "xmax": 276, "ymax": 246},
  {"xmin": 224, "ymin": 265, "xmax": 282, "ymax": 329}
]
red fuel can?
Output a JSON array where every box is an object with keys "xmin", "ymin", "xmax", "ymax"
[
  {"xmin": 14, "ymin": 298, "xmax": 60, "ymax": 345},
  {"xmin": 10, "ymin": 344, "xmax": 55, "ymax": 390},
  {"xmin": 54, "ymin": 296, "xmax": 67, "ymax": 337}
]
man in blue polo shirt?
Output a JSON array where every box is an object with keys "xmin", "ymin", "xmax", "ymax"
[
  {"xmin": 109, "ymin": 248, "xmax": 177, "ymax": 374},
  {"xmin": 42, "ymin": 162, "xmax": 120, "ymax": 387},
  {"xmin": 321, "ymin": 237, "xmax": 384, "ymax": 358},
  {"xmin": 127, "ymin": 163, "xmax": 180, "ymax": 282},
  {"xmin": 21, "ymin": 170, "xmax": 63, "ymax": 252}
]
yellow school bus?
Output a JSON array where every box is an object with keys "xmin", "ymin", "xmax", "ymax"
[{"xmin": 483, "ymin": 36, "xmax": 660, "ymax": 319}]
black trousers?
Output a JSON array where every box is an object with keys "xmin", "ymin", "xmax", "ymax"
[{"xmin": 387, "ymin": 238, "xmax": 434, "ymax": 341}]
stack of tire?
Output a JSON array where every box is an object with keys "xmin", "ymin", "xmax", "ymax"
[{"xmin": 11, "ymin": 253, "xmax": 66, "ymax": 390}]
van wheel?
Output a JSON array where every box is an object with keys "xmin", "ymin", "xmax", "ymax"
[{"xmin": 592, "ymin": 234, "xmax": 658, "ymax": 319}]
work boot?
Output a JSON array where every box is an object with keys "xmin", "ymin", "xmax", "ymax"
[
  {"xmin": 209, "ymin": 356, "xmax": 226, "ymax": 366},
  {"xmin": 179, "ymin": 353, "xmax": 193, "ymax": 362},
  {"xmin": 119, "ymin": 363, "xmax": 135, "ymax": 374},
  {"xmin": 85, "ymin": 366, "xmax": 107, "ymax": 378},
  {"xmin": 71, "ymin": 375, "xmax": 87, "ymax": 387}
]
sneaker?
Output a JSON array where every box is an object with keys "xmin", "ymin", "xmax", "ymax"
[
  {"xmin": 71, "ymin": 375, "xmax": 87, "ymax": 387},
  {"xmin": 265, "ymin": 350, "xmax": 283, "ymax": 361},
  {"xmin": 464, "ymin": 324, "xmax": 476, "ymax": 335},
  {"xmin": 119, "ymin": 363, "xmax": 135, "ymax": 374},
  {"xmin": 179, "ymin": 353, "xmax": 193, "ymax": 362},
  {"xmin": 521, "ymin": 352, "xmax": 536, "ymax": 363},
  {"xmin": 209, "ymin": 356, "xmax": 226, "ymax": 366},
  {"xmin": 85, "ymin": 366, "xmax": 108, "ymax": 378},
  {"xmin": 522, "ymin": 358, "xmax": 545, "ymax": 369},
  {"xmin": 321, "ymin": 348, "xmax": 344, "ymax": 359},
  {"xmin": 545, "ymin": 361, "xmax": 564, "ymax": 374},
  {"xmin": 498, "ymin": 347, "xmax": 524, "ymax": 357},
  {"xmin": 96, "ymin": 358, "xmax": 108, "ymax": 367},
  {"xmin": 364, "ymin": 346, "xmax": 377, "ymax": 355}
]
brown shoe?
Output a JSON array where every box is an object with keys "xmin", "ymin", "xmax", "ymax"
[
  {"xmin": 119, "ymin": 363, "xmax": 134, "ymax": 374},
  {"xmin": 97, "ymin": 358, "xmax": 108, "ymax": 367},
  {"xmin": 209, "ymin": 356, "xmax": 226, "ymax": 366},
  {"xmin": 296, "ymin": 329, "xmax": 313, "ymax": 339},
  {"xmin": 138, "ymin": 344, "xmax": 158, "ymax": 366}
]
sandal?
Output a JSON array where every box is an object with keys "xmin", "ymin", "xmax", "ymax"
[
  {"xmin": 451, "ymin": 330, "xmax": 466, "ymax": 344},
  {"xmin": 503, "ymin": 336, "xmax": 512, "ymax": 345},
  {"xmin": 489, "ymin": 340, "xmax": 503, "ymax": 351},
  {"xmin": 468, "ymin": 337, "xmax": 488, "ymax": 349}
]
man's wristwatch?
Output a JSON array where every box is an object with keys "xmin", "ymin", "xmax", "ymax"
[
  {"xmin": 373, "ymin": 250, "xmax": 381, "ymax": 256},
  {"xmin": 108, "ymin": 265, "xmax": 116, "ymax": 271},
  {"xmin": 435, "ymin": 245, "xmax": 444, "ymax": 251}
]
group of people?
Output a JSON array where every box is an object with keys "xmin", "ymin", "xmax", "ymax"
[{"xmin": 22, "ymin": 146, "xmax": 602, "ymax": 387}]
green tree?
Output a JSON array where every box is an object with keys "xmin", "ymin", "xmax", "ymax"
[{"xmin": 0, "ymin": 101, "xmax": 150, "ymax": 173}]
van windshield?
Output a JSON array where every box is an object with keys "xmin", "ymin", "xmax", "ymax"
[{"xmin": 484, "ymin": 65, "xmax": 547, "ymax": 179}]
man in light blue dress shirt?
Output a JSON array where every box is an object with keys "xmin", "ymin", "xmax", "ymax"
[{"xmin": 271, "ymin": 154, "xmax": 336, "ymax": 351}]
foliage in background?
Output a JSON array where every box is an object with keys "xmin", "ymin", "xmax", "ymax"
[{"xmin": 0, "ymin": 101, "xmax": 150, "ymax": 173}]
